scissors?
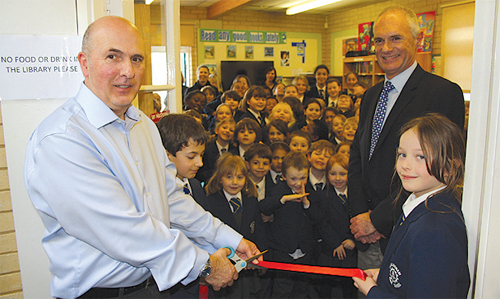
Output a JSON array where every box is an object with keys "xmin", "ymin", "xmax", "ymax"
[{"xmin": 222, "ymin": 246, "xmax": 267, "ymax": 272}]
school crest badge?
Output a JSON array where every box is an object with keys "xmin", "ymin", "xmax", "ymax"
[{"xmin": 389, "ymin": 263, "xmax": 402, "ymax": 288}]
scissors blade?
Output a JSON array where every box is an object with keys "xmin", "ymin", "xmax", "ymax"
[{"xmin": 245, "ymin": 250, "xmax": 268, "ymax": 264}]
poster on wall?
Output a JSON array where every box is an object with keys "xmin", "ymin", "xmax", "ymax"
[
  {"xmin": 0, "ymin": 35, "xmax": 83, "ymax": 101},
  {"xmin": 227, "ymin": 45, "xmax": 236, "ymax": 58},
  {"xmin": 280, "ymin": 51, "xmax": 290, "ymax": 66},
  {"xmin": 343, "ymin": 38, "xmax": 358, "ymax": 56},
  {"xmin": 264, "ymin": 47, "xmax": 274, "ymax": 57},
  {"xmin": 245, "ymin": 46, "xmax": 254, "ymax": 59},
  {"xmin": 358, "ymin": 22, "xmax": 374, "ymax": 51},
  {"xmin": 416, "ymin": 11, "xmax": 435, "ymax": 52},
  {"xmin": 205, "ymin": 46, "xmax": 214, "ymax": 59},
  {"xmin": 205, "ymin": 64, "xmax": 217, "ymax": 75}
]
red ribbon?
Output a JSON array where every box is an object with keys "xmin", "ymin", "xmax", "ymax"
[{"xmin": 256, "ymin": 261, "xmax": 367, "ymax": 280}]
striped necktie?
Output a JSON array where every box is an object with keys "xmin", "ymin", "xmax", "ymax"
[
  {"xmin": 183, "ymin": 184, "xmax": 191, "ymax": 195},
  {"xmin": 315, "ymin": 182, "xmax": 324, "ymax": 191},
  {"xmin": 230, "ymin": 197, "xmax": 242, "ymax": 213},
  {"xmin": 339, "ymin": 193, "xmax": 347, "ymax": 206}
]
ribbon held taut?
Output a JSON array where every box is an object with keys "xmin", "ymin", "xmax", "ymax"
[{"xmin": 255, "ymin": 261, "xmax": 368, "ymax": 280}]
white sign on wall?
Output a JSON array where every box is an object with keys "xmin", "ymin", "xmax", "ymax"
[{"xmin": 0, "ymin": 35, "xmax": 84, "ymax": 101}]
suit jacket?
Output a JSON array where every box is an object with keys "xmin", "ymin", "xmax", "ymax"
[
  {"xmin": 310, "ymin": 185, "xmax": 357, "ymax": 268},
  {"xmin": 207, "ymin": 191, "xmax": 260, "ymax": 243},
  {"xmin": 240, "ymin": 111, "xmax": 265, "ymax": 128},
  {"xmin": 368, "ymin": 191, "xmax": 469, "ymax": 298},
  {"xmin": 196, "ymin": 140, "xmax": 234, "ymax": 184},
  {"xmin": 306, "ymin": 85, "xmax": 329, "ymax": 103},
  {"xmin": 188, "ymin": 178, "xmax": 210, "ymax": 211},
  {"xmin": 348, "ymin": 64, "xmax": 465, "ymax": 240},
  {"xmin": 259, "ymin": 183, "xmax": 316, "ymax": 254}
]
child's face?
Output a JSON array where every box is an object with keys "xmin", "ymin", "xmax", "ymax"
[
  {"xmin": 266, "ymin": 98, "xmax": 278, "ymax": 115},
  {"xmin": 328, "ymin": 163, "xmax": 348, "ymax": 192},
  {"xmin": 185, "ymin": 94, "xmax": 205, "ymax": 112},
  {"xmin": 327, "ymin": 82, "xmax": 341, "ymax": 98},
  {"xmin": 271, "ymin": 148, "xmax": 288, "ymax": 173},
  {"xmin": 275, "ymin": 84, "xmax": 285, "ymax": 97},
  {"xmin": 237, "ymin": 126, "xmax": 257, "ymax": 146},
  {"xmin": 273, "ymin": 105, "xmax": 292, "ymax": 123},
  {"xmin": 221, "ymin": 170, "xmax": 246, "ymax": 196},
  {"xmin": 315, "ymin": 68, "xmax": 329, "ymax": 86},
  {"xmin": 304, "ymin": 103, "xmax": 322, "ymax": 122},
  {"xmin": 167, "ymin": 139, "xmax": 205, "ymax": 180},
  {"xmin": 203, "ymin": 90, "xmax": 215, "ymax": 102},
  {"xmin": 308, "ymin": 148, "xmax": 333, "ymax": 171},
  {"xmin": 295, "ymin": 79, "xmax": 308, "ymax": 95},
  {"xmin": 268, "ymin": 126, "xmax": 286, "ymax": 143},
  {"xmin": 247, "ymin": 95, "xmax": 266, "ymax": 112},
  {"xmin": 283, "ymin": 167, "xmax": 309, "ymax": 194},
  {"xmin": 323, "ymin": 110, "xmax": 336, "ymax": 127},
  {"xmin": 225, "ymin": 97, "xmax": 240, "ymax": 112},
  {"xmin": 396, "ymin": 128, "xmax": 444, "ymax": 197},
  {"xmin": 342, "ymin": 122, "xmax": 358, "ymax": 141},
  {"xmin": 238, "ymin": 77, "xmax": 249, "ymax": 91},
  {"xmin": 337, "ymin": 144, "xmax": 350, "ymax": 157},
  {"xmin": 284, "ymin": 87, "xmax": 298, "ymax": 98},
  {"xmin": 216, "ymin": 105, "xmax": 232, "ymax": 122},
  {"xmin": 247, "ymin": 156, "xmax": 271, "ymax": 181},
  {"xmin": 215, "ymin": 123, "xmax": 235, "ymax": 142},
  {"xmin": 346, "ymin": 74, "xmax": 358, "ymax": 90},
  {"xmin": 337, "ymin": 96, "xmax": 352, "ymax": 110},
  {"xmin": 289, "ymin": 136, "xmax": 309, "ymax": 154},
  {"xmin": 233, "ymin": 82, "xmax": 246, "ymax": 98},
  {"xmin": 332, "ymin": 117, "xmax": 345, "ymax": 139}
]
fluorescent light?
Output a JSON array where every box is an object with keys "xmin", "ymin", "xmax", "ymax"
[
  {"xmin": 286, "ymin": 0, "xmax": 342, "ymax": 15},
  {"xmin": 145, "ymin": 0, "xmax": 154, "ymax": 4}
]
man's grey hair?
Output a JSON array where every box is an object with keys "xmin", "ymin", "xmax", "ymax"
[{"xmin": 374, "ymin": 6, "xmax": 420, "ymax": 39}]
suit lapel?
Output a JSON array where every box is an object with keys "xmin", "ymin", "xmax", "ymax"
[{"xmin": 372, "ymin": 65, "xmax": 424, "ymax": 156}]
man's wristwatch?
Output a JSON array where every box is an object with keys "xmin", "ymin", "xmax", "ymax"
[{"xmin": 200, "ymin": 258, "xmax": 211, "ymax": 277}]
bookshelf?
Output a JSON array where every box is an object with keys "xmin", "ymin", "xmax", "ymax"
[{"xmin": 343, "ymin": 55, "xmax": 384, "ymax": 88}]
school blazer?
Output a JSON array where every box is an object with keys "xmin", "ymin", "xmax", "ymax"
[
  {"xmin": 197, "ymin": 140, "xmax": 234, "ymax": 184},
  {"xmin": 259, "ymin": 183, "xmax": 316, "ymax": 254},
  {"xmin": 207, "ymin": 191, "xmax": 260, "ymax": 242},
  {"xmin": 348, "ymin": 64, "xmax": 465, "ymax": 239},
  {"xmin": 240, "ymin": 111, "xmax": 265, "ymax": 127},
  {"xmin": 369, "ymin": 191, "xmax": 470, "ymax": 298},
  {"xmin": 306, "ymin": 85, "xmax": 329, "ymax": 102},
  {"xmin": 189, "ymin": 178, "xmax": 210, "ymax": 211}
]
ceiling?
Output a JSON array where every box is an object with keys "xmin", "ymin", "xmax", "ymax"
[{"xmin": 169, "ymin": 0, "xmax": 375, "ymax": 15}]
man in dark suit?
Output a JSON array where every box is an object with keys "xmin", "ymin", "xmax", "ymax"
[{"xmin": 348, "ymin": 6, "xmax": 465, "ymax": 270}]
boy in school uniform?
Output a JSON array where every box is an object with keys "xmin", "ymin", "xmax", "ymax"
[
  {"xmin": 268, "ymin": 142, "xmax": 290, "ymax": 186},
  {"xmin": 306, "ymin": 140, "xmax": 336, "ymax": 194},
  {"xmin": 156, "ymin": 113, "xmax": 211, "ymax": 298},
  {"xmin": 157, "ymin": 114, "xmax": 210, "ymax": 211},
  {"xmin": 259, "ymin": 152, "xmax": 317, "ymax": 299}
]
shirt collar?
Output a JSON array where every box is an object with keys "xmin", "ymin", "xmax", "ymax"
[
  {"xmin": 335, "ymin": 187, "xmax": 347, "ymax": 196},
  {"xmin": 247, "ymin": 108, "xmax": 261, "ymax": 119},
  {"xmin": 402, "ymin": 185, "xmax": 447, "ymax": 217},
  {"xmin": 223, "ymin": 190, "xmax": 242, "ymax": 202},
  {"xmin": 76, "ymin": 82, "xmax": 141, "ymax": 129},
  {"xmin": 215, "ymin": 140, "xmax": 228, "ymax": 152},
  {"xmin": 254, "ymin": 177, "xmax": 266, "ymax": 189},
  {"xmin": 309, "ymin": 169, "xmax": 326, "ymax": 187},
  {"xmin": 385, "ymin": 60, "xmax": 417, "ymax": 93}
]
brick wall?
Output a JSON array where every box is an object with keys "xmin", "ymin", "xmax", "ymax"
[
  {"xmin": 0, "ymin": 104, "xmax": 23, "ymax": 298},
  {"xmin": 180, "ymin": 6, "xmax": 327, "ymax": 84},
  {"xmin": 180, "ymin": 0, "xmax": 461, "ymax": 83}
]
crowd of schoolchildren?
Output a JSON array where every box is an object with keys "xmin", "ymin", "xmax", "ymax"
[
  {"xmin": 156, "ymin": 63, "xmax": 469, "ymax": 299},
  {"xmin": 156, "ymin": 64, "xmax": 367, "ymax": 299}
]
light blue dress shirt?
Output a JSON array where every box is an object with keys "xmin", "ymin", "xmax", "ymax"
[{"xmin": 24, "ymin": 83, "xmax": 242, "ymax": 298}]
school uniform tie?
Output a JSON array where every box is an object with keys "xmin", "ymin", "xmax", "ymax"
[
  {"xmin": 399, "ymin": 214, "xmax": 406, "ymax": 226},
  {"xmin": 339, "ymin": 193, "xmax": 347, "ymax": 206},
  {"xmin": 230, "ymin": 197, "xmax": 242, "ymax": 213},
  {"xmin": 370, "ymin": 81, "xmax": 395, "ymax": 159},
  {"xmin": 220, "ymin": 148, "xmax": 227, "ymax": 155},
  {"xmin": 319, "ymin": 89, "xmax": 325, "ymax": 100},
  {"xmin": 257, "ymin": 115, "xmax": 264, "ymax": 127},
  {"xmin": 275, "ymin": 174, "xmax": 283, "ymax": 185},
  {"xmin": 315, "ymin": 182, "xmax": 324, "ymax": 191},
  {"xmin": 183, "ymin": 184, "xmax": 191, "ymax": 195}
]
